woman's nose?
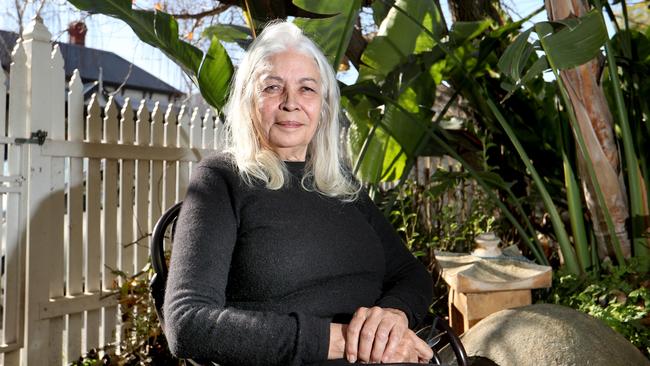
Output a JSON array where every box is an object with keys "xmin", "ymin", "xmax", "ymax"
[{"xmin": 280, "ymin": 90, "xmax": 299, "ymax": 111}]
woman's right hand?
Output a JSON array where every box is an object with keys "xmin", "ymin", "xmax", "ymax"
[
  {"xmin": 381, "ymin": 329, "xmax": 433, "ymax": 364},
  {"xmin": 328, "ymin": 322, "xmax": 432, "ymax": 363}
]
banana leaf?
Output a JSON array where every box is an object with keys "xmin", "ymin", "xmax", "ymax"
[
  {"xmin": 67, "ymin": 0, "xmax": 233, "ymax": 110},
  {"xmin": 292, "ymin": 0, "xmax": 362, "ymax": 69},
  {"xmin": 360, "ymin": 0, "xmax": 445, "ymax": 82}
]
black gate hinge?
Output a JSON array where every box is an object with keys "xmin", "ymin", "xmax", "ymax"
[{"xmin": 15, "ymin": 130, "xmax": 48, "ymax": 145}]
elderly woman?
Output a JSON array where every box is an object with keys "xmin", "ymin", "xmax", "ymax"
[{"xmin": 164, "ymin": 21, "xmax": 433, "ymax": 366}]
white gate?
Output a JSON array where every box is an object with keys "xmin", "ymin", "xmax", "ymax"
[
  {"xmin": 0, "ymin": 18, "xmax": 221, "ymax": 365},
  {"xmin": 0, "ymin": 119, "xmax": 28, "ymax": 364}
]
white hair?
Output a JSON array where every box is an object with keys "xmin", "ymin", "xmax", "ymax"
[{"xmin": 223, "ymin": 20, "xmax": 360, "ymax": 201}]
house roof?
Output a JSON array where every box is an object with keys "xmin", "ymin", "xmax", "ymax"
[{"xmin": 0, "ymin": 29, "xmax": 183, "ymax": 96}]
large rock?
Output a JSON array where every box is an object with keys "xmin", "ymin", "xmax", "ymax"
[{"xmin": 457, "ymin": 303, "xmax": 649, "ymax": 366}]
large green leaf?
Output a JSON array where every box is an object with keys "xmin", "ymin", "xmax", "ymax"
[
  {"xmin": 199, "ymin": 37, "xmax": 234, "ymax": 111},
  {"xmin": 67, "ymin": 0, "xmax": 233, "ymax": 109},
  {"xmin": 343, "ymin": 57, "xmax": 433, "ymax": 183},
  {"xmin": 498, "ymin": 29, "xmax": 534, "ymax": 82},
  {"xmin": 343, "ymin": 62, "xmax": 483, "ymax": 183},
  {"xmin": 344, "ymin": 95, "xmax": 406, "ymax": 183},
  {"xmin": 360, "ymin": 0, "xmax": 445, "ymax": 81},
  {"xmin": 203, "ymin": 24, "xmax": 251, "ymax": 42},
  {"xmin": 292, "ymin": 0, "xmax": 362, "ymax": 68},
  {"xmin": 538, "ymin": 10, "xmax": 608, "ymax": 70},
  {"xmin": 378, "ymin": 61, "xmax": 435, "ymax": 160}
]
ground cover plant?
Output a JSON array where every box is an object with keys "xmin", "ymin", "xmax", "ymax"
[{"xmin": 548, "ymin": 259, "xmax": 650, "ymax": 358}]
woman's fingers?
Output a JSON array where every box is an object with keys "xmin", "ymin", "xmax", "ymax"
[
  {"xmin": 369, "ymin": 317, "xmax": 401, "ymax": 362},
  {"xmin": 385, "ymin": 331, "xmax": 414, "ymax": 363},
  {"xmin": 357, "ymin": 308, "xmax": 384, "ymax": 362},
  {"xmin": 345, "ymin": 306, "xmax": 409, "ymax": 363},
  {"xmin": 345, "ymin": 307, "xmax": 368, "ymax": 362},
  {"xmin": 413, "ymin": 332, "xmax": 433, "ymax": 362},
  {"xmin": 382, "ymin": 329, "xmax": 432, "ymax": 364},
  {"xmin": 380, "ymin": 320, "xmax": 407, "ymax": 362}
]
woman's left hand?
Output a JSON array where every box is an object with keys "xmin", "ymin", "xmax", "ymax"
[{"xmin": 345, "ymin": 306, "xmax": 410, "ymax": 363}]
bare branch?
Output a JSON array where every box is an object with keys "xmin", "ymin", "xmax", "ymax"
[
  {"xmin": 165, "ymin": 4, "xmax": 231, "ymax": 20},
  {"xmin": 109, "ymin": 62, "xmax": 134, "ymax": 97},
  {"xmin": 35, "ymin": 0, "xmax": 47, "ymax": 17}
]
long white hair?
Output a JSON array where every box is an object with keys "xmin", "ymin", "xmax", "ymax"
[{"xmin": 223, "ymin": 21, "xmax": 360, "ymax": 201}]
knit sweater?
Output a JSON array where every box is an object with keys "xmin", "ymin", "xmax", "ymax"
[{"xmin": 163, "ymin": 154, "xmax": 433, "ymax": 366}]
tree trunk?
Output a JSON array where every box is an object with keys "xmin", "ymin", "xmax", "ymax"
[
  {"xmin": 447, "ymin": 0, "xmax": 504, "ymax": 24},
  {"xmin": 545, "ymin": 0, "xmax": 632, "ymax": 259}
]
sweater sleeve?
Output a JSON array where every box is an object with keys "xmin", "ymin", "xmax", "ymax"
[
  {"xmin": 163, "ymin": 157, "xmax": 330, "ymax": 366},
  {"xmin": 360, "ymin": 193, "xmax": 433, "ymax": 328}
]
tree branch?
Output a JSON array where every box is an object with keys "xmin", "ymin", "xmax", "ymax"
[{"xmin": 165, "ymin": 3, "xmax": 232, "ymax": 20}]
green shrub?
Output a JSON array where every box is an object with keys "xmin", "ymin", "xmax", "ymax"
[
  {"xmin": 70, "ymin": 265, "xmax": 180, "ymax": 365},
  {"xmin": 547, "ymin": 259, "xmax": 650, "ymax": 358}
]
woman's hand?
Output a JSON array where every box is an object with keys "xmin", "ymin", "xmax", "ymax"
[
  {"xmin": 345, "ymin": 306, "xmax": 412, "ymax": 363},
  {"xmin": 382, "ymin": 329, "xmax": 433, "ymax": 364}
]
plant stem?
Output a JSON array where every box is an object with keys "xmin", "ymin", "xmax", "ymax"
[
  {"xmin": 536, "ymin": 21, "xmax": 626, "ymax": 266},
  {"xmin": 564, "ymin": 150, "xmax": 590, "ymax": 271},
  {"xmin": 594, "ymin": 0, "xmax": 649, "ymax": 265},
  {"xmin": 487, "ymin": 99, "xmax": 577, "ymax": 272}
]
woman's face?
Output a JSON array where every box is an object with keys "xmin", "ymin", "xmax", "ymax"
[{"xmin": 255, "ymin": 50, "xmax": 323, "ymax": 161}]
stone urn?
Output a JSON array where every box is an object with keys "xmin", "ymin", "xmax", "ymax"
[{"xmin": 472, "ymin": 232, "xmax": 502, "ymax": 257}]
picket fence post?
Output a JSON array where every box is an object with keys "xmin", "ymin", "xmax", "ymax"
[
  {"xmin": 163, "ymin": 105, "xmax": 178, "ymax": 210},
  {"xmin": 2, "ymin": 39, "xmax": 28, "ymax": 366},
  {"xmin": 66, "ymin": 70, "xmax": 85, "ymax": 362},
  {"xmin": 102, "ymin": 97, "xmax": 120, "ymax": 347},
  {"xmin": 119, "ymin": 99, "xmax": 136, "ymax": 277},
  {"xmin": 21, "ymin": 17, "xmax": 56, "ymax": 365},
  {"xmin": 176, "ymin": 105, "xmax": 190, "ymax": 200},
  {"xmin": 134, "ymin": 101, "xmax": 151, "ymax": 272}
]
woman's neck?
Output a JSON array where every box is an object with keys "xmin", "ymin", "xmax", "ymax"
[{"xmin": 274, "ymin": 147, "xmax": 307, "ymax": 162}]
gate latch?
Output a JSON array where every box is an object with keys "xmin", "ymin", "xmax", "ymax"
[{"xmin": 15, "ymin": 130, "xmax": 48, "ymax": 145}]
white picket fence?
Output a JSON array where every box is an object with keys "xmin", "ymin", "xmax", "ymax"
[{"xmin": 0, "ymin": 19, "xmax": 222, "ymax": 365}]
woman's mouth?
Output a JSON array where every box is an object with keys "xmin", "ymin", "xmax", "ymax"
[{"xmin": 275, "ymin": 121, "xmax": 303, "ymax": 128}]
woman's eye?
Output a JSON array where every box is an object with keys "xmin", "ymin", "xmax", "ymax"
[
  {"xmin": 301, "ymin": 86, "xmax": 316, "ymax": 93},
  {"xmin": 263, "ymin": 85, "xmax": 281, "ymax": 93}
]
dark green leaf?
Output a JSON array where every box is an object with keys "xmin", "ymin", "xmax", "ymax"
[
  {"xmin": 539, "ymin": 10, "xmax": 608, "ymax": 70},
  {"xmin": 360, "ymin": 0, "xmax": 444, "ymax": 81},
  {"xmin": 521, "ymin": 56, "xmax": 549, "ymax": 84},
  {"xmin": 498, "ymin": 28, "xmax": 533, "ymax": 82},
  {"xmin": 450, "ymin": 19, "xmax": 494, "ymax": 45},
  {"xmin": 202, "ymin": 24, "xmax": 251, "ymax": 42},
  {"xmin": 499, "ymin": 55, "xmax": 548, "ymax": 101},
  {"xmin": 293, "ymin": 0, "xmax": 362, "ymax": 68},
  {"xmin": 344, "ymin": 96, "xmax": 396, "ymax": 182}
]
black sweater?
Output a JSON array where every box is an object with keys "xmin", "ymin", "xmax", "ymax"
[{"xmin": 164, "ymin": 154, "xmax": 433, "ymax": 366}]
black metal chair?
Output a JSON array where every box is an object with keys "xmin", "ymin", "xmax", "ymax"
[
  {"xmin": 150, "ymin": 201, "xmax": 183, "ymax": 329},
  {"xmin": 149, "ymin": 201, "xmax": 469, "ymax": 366}
]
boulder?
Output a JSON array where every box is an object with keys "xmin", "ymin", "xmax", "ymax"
[{"xmin": 456, "ymin": 303, "xmax": 649, "ymax": 366}]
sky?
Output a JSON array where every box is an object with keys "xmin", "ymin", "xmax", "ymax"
[{"xmin": 0, "ymin": 0, "xmax": 617, "ymax": 94}]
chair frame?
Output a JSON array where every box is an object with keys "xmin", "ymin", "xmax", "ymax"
[{"xmin": 150, "ymin": 201, "xmax": 183, "ymax": 327}]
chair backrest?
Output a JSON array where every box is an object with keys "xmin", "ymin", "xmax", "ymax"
[{"xmin": 150, "ymin": 201, "xmax": 183, "ymax": 327}]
